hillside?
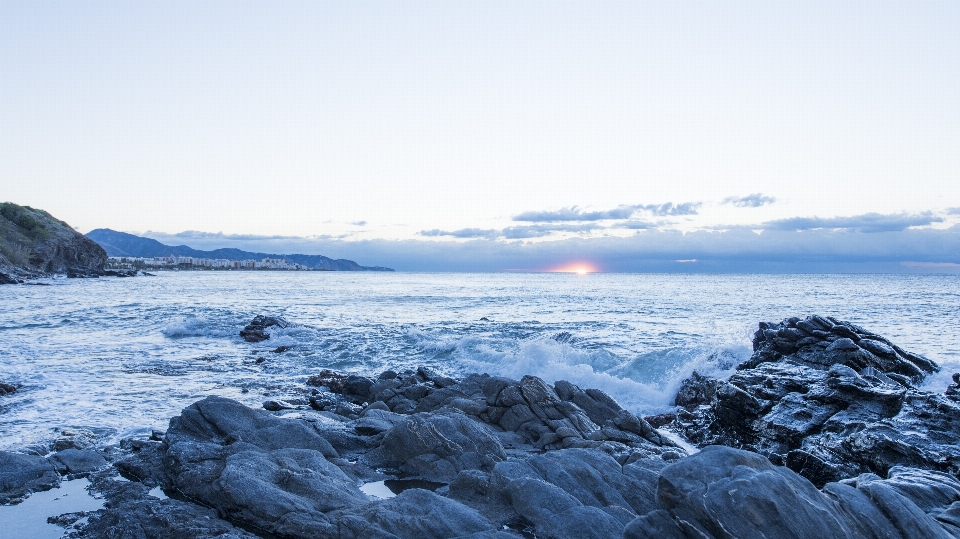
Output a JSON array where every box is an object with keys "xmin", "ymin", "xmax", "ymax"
[
  {"xmin": 0, "ymin": 202, "xmax": 108, "ymax": 283},
  {"xmin": 86, "ymin": 228, "xmax": 393, "ymax": 271}
]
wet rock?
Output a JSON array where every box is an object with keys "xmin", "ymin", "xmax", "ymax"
[
  {"xmin": 49, "ymin": 448, "xmax": 108, "ymax": 475},
  {"xmin": 0, "ymin": 381, "xmax": 16, "ymax": 396},
  {"xmin": 83, "ymin": 469, "xmax": 261, "ymax": 539},
  {"xmin": 262, "ymin": 399, "xmax": 294, "ymax": 411},
  {"xmin": 671, "ymin": 315, "xmax": 959, "ymax": 485},
  {"xmin": 342, "ymin": 374, "xmax": 375, "ymax": 404},
  {"xmin": 51, "ymin": 428, "xmax": 99, "ymax": 451},
  {"xmin": 306, "ymin": 369, "xmax": 347, "ymax": 392},
  {"xmin": 239, "ymin": 315, "xmax": 290, "ymax": 343},
  {"xmin": 0, "ymin": 451, "xmax": 60, "ymax": 503},
  {"xmin": 673, "ymin": 371, "xmax": 720, "ymax": 409}
]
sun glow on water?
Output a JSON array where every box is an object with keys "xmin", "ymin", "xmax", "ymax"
[{"xmin": 550, "ymin": 262, "xmax": 599, "ymax": 274}]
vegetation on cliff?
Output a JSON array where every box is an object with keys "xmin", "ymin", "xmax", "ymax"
[{"xmin": 0, "ymin": 202, "xmax": 108, "ymax": 282}]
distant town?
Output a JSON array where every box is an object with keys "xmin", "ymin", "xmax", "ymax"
[{"xmin": 107, "ymin": 256, "xmax": 320, "ymax": 271}]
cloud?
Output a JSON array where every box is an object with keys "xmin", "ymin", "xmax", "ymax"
[
  {"xmin": 640, "ymin": 202, "xmax": 701, "ymax": 216},
  {"xmin": 512, "ymin": 202, "xmax": 700, "ymax": 222},
  {"xmin": 762, "ymin": 212, "xmax": 943, "ymax": 233},
  {"xmin": 420, "ymin": 223, "xmax": 598, "ymax": 240},
  {"xmin": 947, "ymin": 208, "xmax": 960, "ymax": 215},
  {"xmin": 723, "ymin": 193, "xmax": 777, "ymax": 207},
  {"xmin": 419, "ymin": 228, "xmax": 499, "ymax": 239},
  {"xmin": 351, "ymin": 221, "xmax": 367, "ymax": 226},
  {"xmin": 512, "ymin": 205, "xmax": 640, "ymax": 222},
  {"xmin": 162, "ymin": 230, "xmax": 313, "ymax": 241}
]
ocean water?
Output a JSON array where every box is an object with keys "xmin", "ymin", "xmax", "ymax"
[{"xmin": 1, "ymin": 272, "xmax": 958, "ymax": 452}]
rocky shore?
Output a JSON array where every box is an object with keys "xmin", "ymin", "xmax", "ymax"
[
  {"xmin": 0, "ymin": 202, "xmax": 116, "ymax": 283},
  {"xmin": 3, "ymin": 315, "xmax": 960, "ymax": 538}
]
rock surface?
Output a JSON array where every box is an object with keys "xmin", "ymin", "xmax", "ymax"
[
  {"xmin": 239, "ymin": 315, "xmax": 291, "ymax": 342},
  {"xmin": 671, "ymin": 315, "xmax": 959, "ymax": 486},
  {"xmin": 0, "ymin": 451, "xmax": 61, "ymax": 503},
  {"xmin": 0, "ymin": 202, "xmax": 108, "ymax": 282},
  {"xmin": 623, "ymin": 445, "xmax": 960, "ymax": 539}
]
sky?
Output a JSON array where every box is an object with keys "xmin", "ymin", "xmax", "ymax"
[{"xmin": 2, "ymin": 1, "xmax": 959, "ymax": 272}]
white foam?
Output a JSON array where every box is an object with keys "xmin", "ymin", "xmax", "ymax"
[{"xmin": 161, "ymin": 317, "xmax": 234, "ymax": 338}]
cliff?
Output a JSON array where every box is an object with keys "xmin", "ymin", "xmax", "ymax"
[{"xmin": 0, "ymin": 202, "xmax": 108, "ymax": 283}]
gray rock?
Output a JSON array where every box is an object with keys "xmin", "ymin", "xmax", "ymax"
[
  {"xmin": 49, "ymin": 448, "xmax": 108, "ymax": 475},
  {"xmin": 0, "ymin": 451, "xmax": 60, "ymax": 503},
  {"xmin": 334, "ymin": 488, "xmax": 498, "ymax": 539},
  {"xmin": 672, "ymin": 315, "xmax": 959, "ymax": 485},
  {"xmin": 363, "ymin": 411, "xmax": 506, "ymax": 482},
  {"xmin": 166, "ymin": 395, "xmax": 337, "ymax": 457},
  {"xmin": 625, "ymin": 445, "xmax": 960, "ymax": 539}
]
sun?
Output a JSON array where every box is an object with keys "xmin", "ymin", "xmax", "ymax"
[{"xmin": 550, "ymin": 262, "xmax": 599, "ymax": 274}]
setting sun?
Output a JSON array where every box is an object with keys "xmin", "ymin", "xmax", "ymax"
[{"xmin": 550, "ymin": 262, "xmax": 599, "ymax": 274}]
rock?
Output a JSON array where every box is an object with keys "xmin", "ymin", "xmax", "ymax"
[
  {"xmin": 624, "ymin": 445, "xmax": 960, "ymax": 539},
  {"xmin": 0, "ymin": 451, "xmax": 60, "ymax": 503},
  {"xmin": 166, "ymin": 396, "xmax": 337, "ymax": 456},
  {"xmin": 83, "ymin": 469, "xmax": 261, "ymax": 539},
  {"xmin": 334, "ymin": 488, "xmax": 499, "ymax": 539},
  {"xmin": 49, "ymin": 448, "xmax": 108, "ymax": 475},
  {"xmin": 52, "ymin": 428, "xmax": 99, "ymax": 451},
  {"xmin": 671, "ymin": 315, "xmax": 959, "ymax": 485},
  {"xmin": 0, "ymin": 381, "xmax": 16, "ymax": 396},
  {"xmin": 363, "ymin": 411, "xmax": 507, "ymax": 482},
  {"xmin": 342, "ymin": 374, "xmax": 375, "ymax": 404},
  {"xmin": 262, "ymin": 400, "xmax": 294, "ymax": 411},
  {"xmin": 306, "ymin": 369, "xmax": 347, "ymax": 391},
  {"xmin": 0, "ymin": 202, "xmax": 108, "ymax": 280},
  {"xmin": 239, "ymin": 315, "xmax": 290, "ymax": 342},
  {"xmin": 674, "ymin": 371, "xmax": 720, "ymax": 409}
]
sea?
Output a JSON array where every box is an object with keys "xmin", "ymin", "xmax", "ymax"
[{"xmin": 1, "ymin": 271, "xmax": 959, "ymax": 452}]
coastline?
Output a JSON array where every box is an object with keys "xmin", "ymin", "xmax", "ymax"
[{"xmin": 3, "ymin": 314, "xmax": 960, "ymax": 538}]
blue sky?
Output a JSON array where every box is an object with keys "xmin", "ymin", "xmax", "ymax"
[{"xmin": 2, "ymin": 1, "xmax": 958, "ymax": 271}]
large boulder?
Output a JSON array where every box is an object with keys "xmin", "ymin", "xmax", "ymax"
[
  {"xmin": 162, "ymin": 397, "xmax": 365, "ymax": 537},
  {"xmin": 0, "ymin": 451, "xmax": 60, "ymax": 503},
  {"xmin": 362, "ymin": 411, "xmax": 507, "ymax": 482},
  {"xmin": 672, "ymin": 315, "xmax": 959, "ymax": 485},
  {"xmin": 624, "ymin": 445, "xmax": 960, "ymax": 539}
]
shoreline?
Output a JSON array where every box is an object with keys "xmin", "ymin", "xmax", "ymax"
[{"xmin": 3, "ymin": 314, "xmax": 960, "ymax": 538}]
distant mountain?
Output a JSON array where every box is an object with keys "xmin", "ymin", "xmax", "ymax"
[{"xmin": 85, "ymin": 229, "xmax": 393, "ymax": 271}]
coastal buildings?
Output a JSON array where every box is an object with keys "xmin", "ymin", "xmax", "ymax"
[{"xmin": 107, "ymin": 256, "xmax": 310, "ymax": 270}]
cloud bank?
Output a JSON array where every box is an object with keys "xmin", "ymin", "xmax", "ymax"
[
  {"xmin": 762, "ymin": 212, "xmax": 943, "ymax": 233},
  {"xmin": 143, "ymin": 221, "xmax": 960, "ymax": 273},
  {"xmin": 512, "ymin": 202, "xmax": 700, "ymax": 222}
]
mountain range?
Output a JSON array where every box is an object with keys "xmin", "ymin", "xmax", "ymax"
[{"xmin": 86, "ymin": 229, "xmax": 393, "ymax": 271}]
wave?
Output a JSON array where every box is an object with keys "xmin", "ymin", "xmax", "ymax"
[
  {"xmin": 408, "ymin": 328, "xmax": 750, "ymax": 415},
  {"xmin": 161, "ymin": 317, "xmax": 236, "ymax": 338}
]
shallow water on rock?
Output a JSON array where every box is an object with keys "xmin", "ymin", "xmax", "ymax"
[
  {"xmin": 0, "ymin": 478, "xmax": 103, "ymax": 539},
  {"xmin": 1, "ymin": 272, "xmax": 958, "ymax": 451}
]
